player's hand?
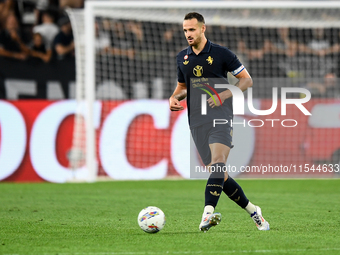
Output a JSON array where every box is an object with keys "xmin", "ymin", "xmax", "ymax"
[
  {"xmin": 207, "ymin": 94, "xmax": 223, "ymax": 108},
  {"xmin": 169, "ymin": 97, "xmax": 184, "ymax": 111}
]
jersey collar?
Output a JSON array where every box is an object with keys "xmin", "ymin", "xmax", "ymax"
[{"xmin": 187, "ymin": 39, "xmax": 211, "ymax": 55}]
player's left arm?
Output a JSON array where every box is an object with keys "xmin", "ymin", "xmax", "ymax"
[{"xmin": 207, "ymin": 68, "xmax": 253, "ymax": 108}]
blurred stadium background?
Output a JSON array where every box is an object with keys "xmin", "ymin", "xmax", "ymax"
[{"xmin": 0, "ymin": 0, "xmax": 340, "ymax": 182}]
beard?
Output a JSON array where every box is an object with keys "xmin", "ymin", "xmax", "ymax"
[{"xmin": 188, "ymin": 35, "xmax": 202, "ymax": 47}]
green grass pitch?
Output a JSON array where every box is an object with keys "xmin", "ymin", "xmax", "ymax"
[{"xmin": 0, "ymin": 179, "xmax": 339, "ymax": 255}]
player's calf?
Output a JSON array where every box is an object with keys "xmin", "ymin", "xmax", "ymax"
[
  {"xmin": 223, "ymin": 176, "xmax": 249, "ymax": 208},
  {"xmin": 204, "ymin": 162, "xmax": 225, "ymax": 208}
]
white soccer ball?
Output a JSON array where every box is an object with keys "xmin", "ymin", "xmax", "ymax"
[{"xmin": 137, "ymin": 206, "xmax": 166, "ymax": 233}]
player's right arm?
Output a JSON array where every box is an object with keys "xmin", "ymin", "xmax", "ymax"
[{"xmin": 169, "ymin": 82, "xmax": 187, "ymax": 111}]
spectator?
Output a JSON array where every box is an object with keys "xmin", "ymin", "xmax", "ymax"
[
  {"xmin": 266, "ymin": 27, "xmax": 298, "ymax": 77},
  {"xmin": 34, "ymin": 0, "xmax": 58, "ymax": 25},
  {"xmin": 305, "ymin": 72, "xmax": 339, "ymax": 98},
  {"xmin": 99, "ymin": 20, "xmax": 144, "ymax": 97},
  {"xmin": 126, "ymin": 21, "xmax": 143, "ymax": 43},
  {"xmin": 105, "ymin": 20, "xmax": 137, "ymax": 60},
  {"xmin": 238, "ymin": 27, "xmax": 271, "ymax": 77},
  {"xmin": 30, "ymin": 32, "xmax": 51, "ymax": 63},
  {"xmin": 33, "ymin": 11, "xmax": 59, "ymax": 52},
  {"xmin": 95, "ymin": 19, "xmax": 111, "ymax": 53},
  {"xmin": 59, "ymin": 0, "xmax": 84, "ymax": 8},
  {"xmin": 0, "ymin": 0, "xmax": 14, "ymax": 29},
  {"xmin": 238, "ymin": 27, "xmax": 271, "ymax": 60},
  {"xmin": 299, "ymin": 28, "xmax": 339, "ymax": 57},
  {"xmin": 53, "ymin": 16, "xmax": 74, "ymax": 60},
  {"xmin": 296, "ymin": 28, "xmax": 339, "ymax": 78},
  {"xmin": 161, "ymin": 24, "xmax": 185, "ymax": 55},
  {"xmin": 211, "ymin": 26, "xmax": 239, "ymax": 52},
  {"xmin": 0, "ymin": 14, "xmax": 30, "ymax": 60},
  {"xmin": 268, "ymin": 27, "xmax": 297, "ymax": 57}
]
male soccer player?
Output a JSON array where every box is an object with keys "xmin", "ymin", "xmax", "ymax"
[{"xmin": 169, "ymin": 12, "xmax": 270, "ymax": 232}]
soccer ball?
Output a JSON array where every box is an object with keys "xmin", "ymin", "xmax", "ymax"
[{"xmin": 137, "ymin": 206, "xmax": 166, "ymax": 233}]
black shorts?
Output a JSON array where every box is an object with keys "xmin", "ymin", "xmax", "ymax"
[{"xmin": 191, "ymin": 122, "xmax": 233, "ymax": 166}]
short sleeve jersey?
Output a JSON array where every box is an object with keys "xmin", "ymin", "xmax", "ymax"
[{"xmin": 177, "ymin": 40, "xmax": 244, "ymax": 128}]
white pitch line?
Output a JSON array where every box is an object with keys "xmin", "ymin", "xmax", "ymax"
[{"xmin": 3, "ymin": 247, "xmax": 340, "ymax": 255}]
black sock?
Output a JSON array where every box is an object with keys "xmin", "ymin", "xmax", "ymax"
[
  {"xmin": 205, "ymin": 163, "xmax": 225, "ymax": 208},
  {"xmin": 223, "ymin": 176, "xmax": 249, "ymax": 208}
]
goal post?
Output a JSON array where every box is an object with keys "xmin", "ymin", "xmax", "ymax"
[{"xmin": 68, "ymin": 1, "xmax": 340, "ymax": 182}]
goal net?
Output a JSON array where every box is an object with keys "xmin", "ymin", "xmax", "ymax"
[{"xmin": 67, "ymin": 1, "xmax": 340, "ymax": 181}]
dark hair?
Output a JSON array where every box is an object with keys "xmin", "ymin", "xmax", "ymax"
[
  {"xmin": 33, "ymin": 32, "xmax": 43, "ymax": 38},
  {"xmin": 58, "ymin": 16, "xmax": 70, "ymax": 27},
  {"xmin": 42, "ymin": 11, "xmax": 54, "ymax": 19},
  {"xmin": 184, "ymin": 12, "xmax": 205, "ymax": 24}
]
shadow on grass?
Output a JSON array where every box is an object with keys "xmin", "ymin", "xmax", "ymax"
[{"xmin": 130, "ymin": 231, "xmax": 200, "ymax": 236}]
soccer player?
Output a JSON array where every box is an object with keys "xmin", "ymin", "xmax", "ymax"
[{"xmin": 169, "ymin": 12, "xmax": 270, "ymax": 232}]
